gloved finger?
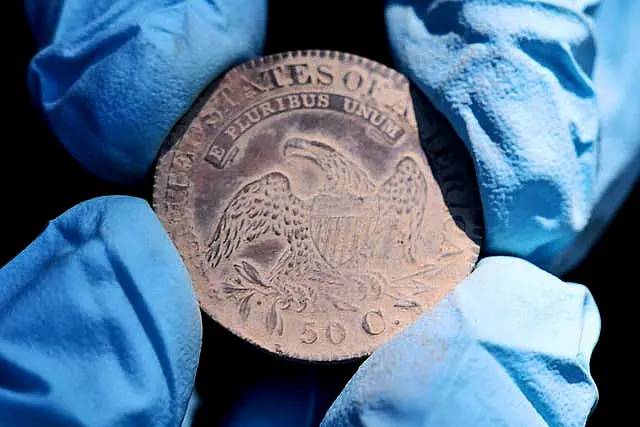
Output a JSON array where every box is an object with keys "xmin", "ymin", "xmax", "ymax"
[
  {"xmin": 0, "ymin": 196, "xmax": 201, "ymax": 427},
  {"xmin": 321, "ymin": 256, "xmax": 600, "ymax": 427},
  {"xmin": 386, "ymin": 0, "xmax": 599, "ymax": 270},
  {"xmin": 552, "ymin": 0, "xmax": 640, "ymax": 274},
  {"xmin": 25, "ymin": 0, "xmax": 268, "ymax": 185}
]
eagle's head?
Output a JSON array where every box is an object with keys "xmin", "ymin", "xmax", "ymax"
[
  {"xmin": 283, "ymin": 137, "xmax": 338, "ymax": 169},
  {"xmin": 283, "ymin": 137, "xmax": 374, "ymax": 193}
]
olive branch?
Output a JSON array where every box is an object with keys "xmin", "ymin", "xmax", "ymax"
[{"xmin": 220, "ymin": 261, "xmax": 287, "ymax": 335}]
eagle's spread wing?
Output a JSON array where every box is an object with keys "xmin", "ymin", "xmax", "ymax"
[
  {"xmin": 378, "ymin": 157, "xmax": 428, "ymax": 262},
  {"xmin": 206, "ymin": 172, "xmax": 307, "ymax": 269}
]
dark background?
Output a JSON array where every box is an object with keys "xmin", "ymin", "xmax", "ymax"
[{"xmin": 5, "ymin": 1, "xmax": 635, "ymax": 425}]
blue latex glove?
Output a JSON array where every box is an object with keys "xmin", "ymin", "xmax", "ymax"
[
  {"xmin": 3, "ymin": 0, "xmax": 637, "ymax": 426},
  {"xmin": 0, "ymin": 197, "xmax": 202, "ymax": 426},
  {"xmin": 386, "ymin": 0, "xmax": 601, "ymax": 270},
  {"xmin": 382, "ymin": 0, "xmax": 639, "ymax": 274},
  {"xmin": 2, "ymin": 1, "xmax": 268, "ymax": 426},
  {"xmin": 322, "ymin": 1, "xmax": 640, "ymax": 425},
  {"xmin": 26, "ymin": 0, "xmax": 268, "ymax": 185},
  {"xmin": 554, "ymin": 0, "xmax": 640, "ymax": 274},
  {"xmin": 322, "ymin": 256, "xmax": 600, "ymax": 427}
]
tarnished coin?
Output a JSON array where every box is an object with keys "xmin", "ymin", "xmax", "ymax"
[{"xmin": 153, "ymin": 50, "xmax": 483, "ymax": 362}]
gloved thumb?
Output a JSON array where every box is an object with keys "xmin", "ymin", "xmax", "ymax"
[{"xmin": 0, "ymin": 196, "xmax": 201, "ymax": 427}]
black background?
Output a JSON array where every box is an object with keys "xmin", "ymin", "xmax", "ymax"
[{"xmin": 5, "ymin": 1, "xmax": 636, "ymax": 425}]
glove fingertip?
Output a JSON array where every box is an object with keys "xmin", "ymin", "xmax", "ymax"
[
  {"xmin": 0, "ymin": 196, "xmax": 201, "ymax": 426},
  {"xmin": 25, "ymin": 0, "xmax": 268, "ymax": 185}
]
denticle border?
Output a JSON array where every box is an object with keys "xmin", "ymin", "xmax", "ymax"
[{"xmin": 234, "ymin": 49, "xmax": 408, "ymax": 89}]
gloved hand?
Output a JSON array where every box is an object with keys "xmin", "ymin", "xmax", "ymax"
[
  {"xmin": 0, "ymin": 196, "xmax": 202, "ymax": 426},
  {"xmin": 380, "ymin": 0, "xmax": 638, "ymax": 275},
  {"xmin": 2, "ymin": 1, "xmax": 267, "ymax": 426},
  {"xmin": 3, "ymin": 0, "xmax": 638, "ymax": 426},
  {"xmin": 322, "ymin": 256, "xmax": 600, "ymax": 426},
  {"xmin": 323, "ymin": 0, "xmax": 640, "ymax": 425}
]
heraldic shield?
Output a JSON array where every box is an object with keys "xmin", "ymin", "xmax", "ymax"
[{"xmin": 309, "ymin": 194, "xmax": 379, "ymax": 269}]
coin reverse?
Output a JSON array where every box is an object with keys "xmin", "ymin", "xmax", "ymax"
[{"xmin": 153, "ymin": 50, "xmax": 483, "ymax": 362}]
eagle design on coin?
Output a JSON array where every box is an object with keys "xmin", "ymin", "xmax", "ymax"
[
  {"xmin": 153, "ymin": 50, "xmax": 483, "ymax": 361},
  {"xmin": 206, "ymin": 137, "xmax": 428, "ymax": 322}
]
